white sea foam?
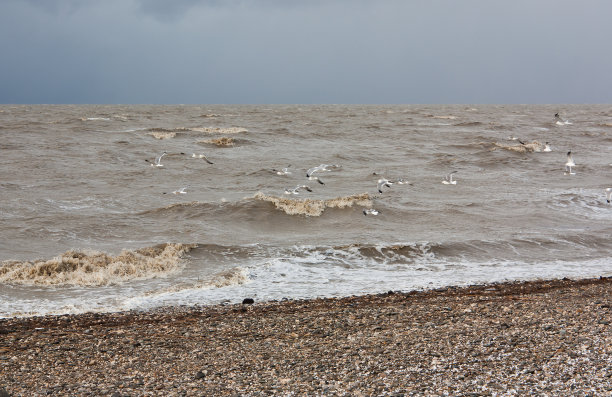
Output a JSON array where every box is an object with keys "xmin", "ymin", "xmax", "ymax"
[{"xmin": 2, "ymin": 241, "xmax": 611, "ymax": 317}]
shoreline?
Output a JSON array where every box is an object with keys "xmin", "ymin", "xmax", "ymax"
[{"xmin": 1, "ymin": 276, "xmax": 611, "ymax": 395}]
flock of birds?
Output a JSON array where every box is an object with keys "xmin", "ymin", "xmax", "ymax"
[
  {"xmin": 145, "ymin": 150, "xmax": 215, "ymax": 195},
  {"xmin": 273, "ymin": 163, "xmax": 419, "ymax": 215},
  {"xmin": 144, "ymin": 112, "xmax": 612, "ymax": 213}
]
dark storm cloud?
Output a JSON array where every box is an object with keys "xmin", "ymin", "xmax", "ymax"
[{"xmin": 1, "ymin": 0, "xmax": 612, "ymax": 104}]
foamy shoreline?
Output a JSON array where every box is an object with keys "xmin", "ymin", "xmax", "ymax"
[{"xmin": 1, "ymin": 276, "xmax": 610, "ymax": 395}]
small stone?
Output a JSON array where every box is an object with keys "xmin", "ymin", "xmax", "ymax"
[
  {"xmin": 242, "ymin": 298, "xmax": 255, "ymax": 305},
  {"xmin": 195, "ymin": 371, "xmax": 206, "ymax": 380}
]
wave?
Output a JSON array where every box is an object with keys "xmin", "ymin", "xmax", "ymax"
[
  {"xmin": 146, "ymin": 126, "xmax": 248, "ymax": 139},
  {"xmin": 426, "ymin": 114, "xmax": 457, "ymax": 120},
  {"xmin": 145, "ymin": 267, "xmax": 250, "ymax": 297},
  {"xmin": 190, "ymin": 127, "xmax": 248, "ymax": 134},
  {"xmin": 252, "ymin": 192, "xmax": 372, "ymax": 216},
  {"xmin": 81, "ymin": 117, "xmax": 111, "ymax": 121},
  {"xmin": 490, "ymin": 140, "xmax": 546, "ymax": 153},
  {"xmin": 190, "ymin": 236, "xmax": 612, "ymax": 267},
  {"xmin": 148, "ymin": 130, "xmax": 177, "ymax": 139},
  {"xmin": 0, "ymin": 243, "xmax": 196, "ymax": 286},
  {"xmin": 454, "ymin": 121, "xmax": 483, "ymax": 127},
  {"xmin": 138, "ymin": 193, "xmax": 373, "ymax": 219},
  {"xmin": 547, "ymin": 189, "xmax": 612, "ymax": 220},
  {"xmin": 197, "ymin": 136, "xmax": 238, "ymax": 147}
]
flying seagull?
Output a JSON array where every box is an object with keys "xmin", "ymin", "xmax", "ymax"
[
  {"xmin": 284, "ymin": 185, "xmax": 313, "ymax": 195},
  {"xmin": 192, "ymin": 153, "xmax": 214, "ymax": 164},
  {"xmin": 145, "ymin": 151, "xmax": 167, "ymax": 167},
  {"xmin": 442, "ymin": 171, "xmax": 458, "ymax": 185},
  {"xmin": 377, "ymin": 178, "xmax": 394, "ymax": 193},
  {"xmin": 162, "ymin": 185, "xmax": 190, "ymax": 195},
  {"xmin": 306, "ymin": 164, "xmax": 340, "ymax": 178},
  {"xmin": 564, "ymin": 151, "xmax": 575, "ymax": 175},
  {"xmin": 272, "ymin": 165, "xmax": 292, "ymax": 175}
]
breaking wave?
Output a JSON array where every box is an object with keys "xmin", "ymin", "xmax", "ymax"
[
  {"xmin": 490, "ymin": 140, "xmax": 546, "ymax": 153},
  {"xmin": 147, "ymin": 267, "xmax": 250, "ymax": 297},
  {"xmin": 146, "ymin": 126, "xmax": 248, "ymax": 139},
  {"xmin": 252, "ymin": 192, "xmax": 372, "ymax": 216},
  {"xmin": 198, "ymin": 136, "xmax": 237, "ymax": 146},
  {"xmin": 191, "ymin": 127, "xmax": 247, "ymax": 134},
  {"xmin": 0, "ymin": 243, "xmax": 196, "ymax": 286},
  {"xmin": 139, "ymin": 194, "xmax": 373, "ymax": 219}
]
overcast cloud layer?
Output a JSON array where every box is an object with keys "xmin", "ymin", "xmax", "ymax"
[{"xmin": 1, "ymin": 0, "xmax": 611, "ymax": 104}]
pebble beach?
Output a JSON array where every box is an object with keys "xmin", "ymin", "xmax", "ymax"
[{"xmin": 1, "ymin": 277, "xmax": 611, "ymax": 396}]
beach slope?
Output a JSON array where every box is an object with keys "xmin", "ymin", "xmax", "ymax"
[{"xmin": 1, "ymin": 277, "xmax": 611, "ymax": 395}]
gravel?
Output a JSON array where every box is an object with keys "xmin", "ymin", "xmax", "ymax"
[{"xmin": 1, "ymin": 277, "xmax": 611, "ymax": 396}]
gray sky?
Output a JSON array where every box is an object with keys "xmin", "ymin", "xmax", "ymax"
[{"xmin": 1, "ymin": 0, "xmax": 611, "ymax": 104}]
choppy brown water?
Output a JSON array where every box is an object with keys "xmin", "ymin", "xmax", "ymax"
[{"xmin": 1, "ymin": 104, "xmax": 611, "ymax": 317}]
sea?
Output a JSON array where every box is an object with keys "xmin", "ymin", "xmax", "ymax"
[{"xmin": 1, "ymin": 104, "xmax": 611, "ymax": 318}]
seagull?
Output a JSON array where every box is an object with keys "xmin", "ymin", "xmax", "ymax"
[
  {"xmin": 172, "ymin": 186, "xmax": 190, "ymax": 195},
  {"xmin": 395, "ymin": 178, "xmax": 412, "ymax": 185},
  {"xmin": 284, "ymin": 185, "xmax": 313, "ymax": 195},
  {"xmin": 442, "ymin": 171, "xmax": 458, "ymax": 185},
  {"xmin": 306, "ymin": 164, "xmax": 340, "ymax": 178},
  {"xmin": 145, "ymin": 151, "xmax": 167, "ymax": 167},
  {"xmin": 192, "ymin": 153, "xmax": 213, "ymax": 164},
  {"xmin": 308, "ymin": 176, "xmax": 325, "ymax": 185},
  {"xmin": 564, "ymin": 151, "xmax": 575, "ymax": 175},
  {"xmin": 363, "ymin": 208, "xmax": 380, "ymax": 216},
  {"xmin": 272, "ymin": 165, "xmax": 292, "ymax": 175},
  {"xmin": 605, "ymin": 188, "xmax": 612, "ymax": 203},
  {"xmin": 543, "ymin": 142, "xmax": 552, "ymax": 152},
  {"xmin": 162, "ymin": 185, "xmax": 190, "ymax": 195},
  {"xmin": 377, "ymin": 178, "xmax": 394, "ymax": 193}
]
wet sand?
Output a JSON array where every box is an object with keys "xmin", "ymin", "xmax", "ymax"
[{"xmin": 1, "ymin": 277, "xmax": 611, "ymax": 396}]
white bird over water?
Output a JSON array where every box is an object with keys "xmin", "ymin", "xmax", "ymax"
[
  {"xmin": 284, "ymin": 185, "xmax": 313, "ymax": 195},
  {"xmin": 172, "ymin": 186, "xmax": 190, "ymax": 195},
  {"xmin": 363, "ymin": 208, "xmax": 380, "ymax": 216},
  {"xmin": 307, "ymin": 175, "xmax": 325, "ymax": 185},
  {"xmin": 192, "ymin": 153, "xmax": 213, "ymax": 164},
  {"xmin": 146, "ymin": 151, "xmax": 167, "ymax": 167},
  {"xmin": 605, "ymin": 188, "xmax": 612, "ymax": 203},
  {"xmin": 377, "ymin": 178, "xmax": 394, "ymax": 193},
  {"xmin": 306, "ymin": 164, "xmax": 340, "ymax": 185},
  {"xmin": 543, "ymin": 142, "xmax": 552, "ymax": 152},
  {"xmin": 162, "ymin": 185, "xmax": 190, "ymax": 195},
  {"xmin": 395, "ymin": 178, "xmax": 412, "ymax": 185},
  {"xmin": 306, "ymin": 164, "xmax": 340, "ymax": 177},
  {"xmin": 272, "ymin": 165, "xmax": 292, "ymax": 175},
  {"xmin": 442, "ymin": 171, "xmax": 458, "ymax": 185},
  {"xmin": 565, "ymin": 151, "xmax": 576, "ymax": 175}
]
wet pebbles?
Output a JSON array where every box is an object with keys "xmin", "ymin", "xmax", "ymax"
[{"xmin": 1, "ymin": 277, "xmax": 610, "ymax": 396}]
